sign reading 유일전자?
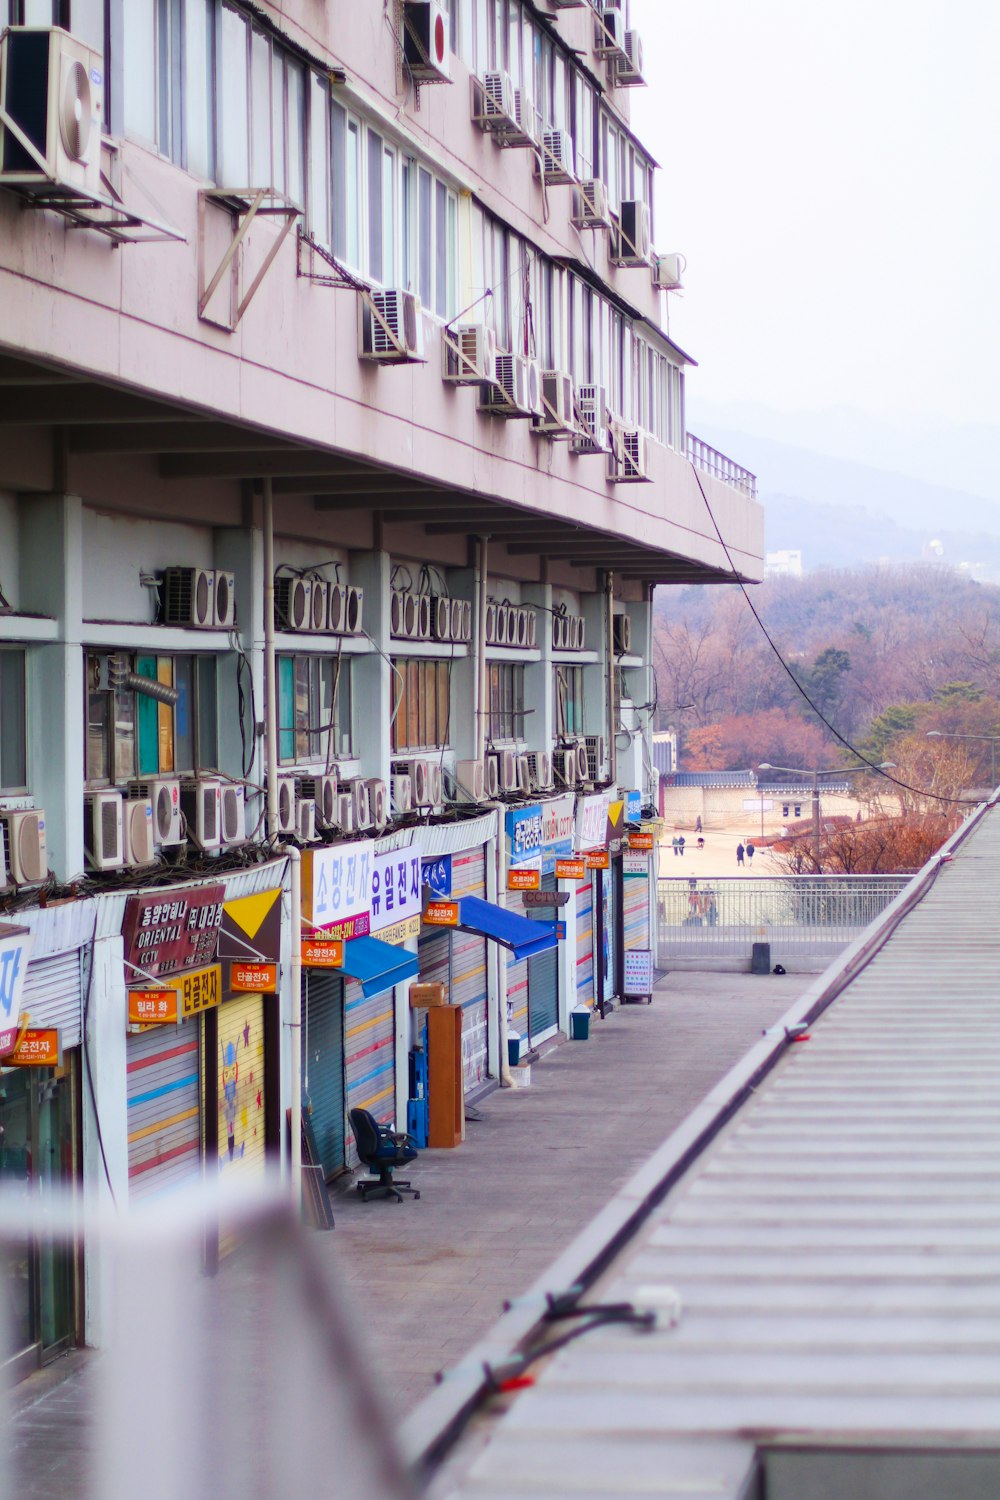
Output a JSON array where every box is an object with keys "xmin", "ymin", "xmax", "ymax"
[{"xmin": 423, "ymin": 900, "xmax": 460, "ymax": 928}]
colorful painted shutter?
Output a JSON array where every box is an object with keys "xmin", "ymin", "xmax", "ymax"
[
  {"xmin": 452, "ymin": 847, "xmax": 488, "ymax": 1094},
  {"xmin": 576, "ymin": 876, "xmax": 594, "ymax": 1009},
  {"xmin": 345, "ymin": 975, "xmax": 395, "ymax": 1168},
  {"xmin": 623, "ymin": 854, "xmax": 651, "ymax": 951},
  {"xmin": 304, "ymin": 973, "xmax": 346, "ymax": 1179},
  {"xmin": 216, "ymin": 994, "xmax": 267, "ymax": 1180},
  {"xmin": 126, "ymin": 1020, "xmax": 201, "ymax": 1200},
  {"xmin": 527, "ymin": 874, "xmax": 559, "ymax": 1043}
]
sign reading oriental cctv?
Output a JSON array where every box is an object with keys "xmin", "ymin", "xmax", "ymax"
[
  {"xmin": 0, "ymin": 923, "xmax": 32, "ymax": 1057},
  {"xmin": 122, "ymin": 884, "xmax": 226, "ymax": 979}
]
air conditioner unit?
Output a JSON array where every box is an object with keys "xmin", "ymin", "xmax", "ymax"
[
  {"xmin": 613, "ymin": 613, "xmax": 633, "ymax": 655},
  {"xmin": 596, "ymin": 8, "xmax": 625, "ymax": 54},
  {"xmin": 328, "ymin": 584, "xmax": 348, "ymax": 633},
  {"xmin": 443, "ymin": 322, "xmax": 498, "ymax": 385},
  {"xmin": 553, "ymin": 748, "xmax": 579, "ymax": 788},
  {"xmin": 537, "ymin": 129, "xmax": 575, "ymax": 184},
  {"xmin": 506, "ymin": 89, "xmax": 537, "ymax": 148},
  {"xmin": 608, "ymin": 427, "xmax": 651, "ymax": 483},
  {"xmin": 573, "ymin": 383, "xmax": 610, "ymax": 454},
  {"xmin": 350, "ymin": 779, "xmax": 372, "ymax": 831},
  {"xmin": 333, "ymin": 793, "xmax": 354, "ymax": 833},
  {"xmin": 575, "ymin": 740, "xmax": 590, "ymax": 782},
  {"xmin": 652, "ymin": 252, "xmax": 685, "ymax": 291},
  {"xmin": 162, "ymin": 567, "xmax": 216, "ymax": 628},
  {"xmin": 484, "ymin": 754, "xmax": 501, "ymax": 798},
  {"xmin": 431, "ymin": 595, "xmax": 452, "ymax": 640},
  {"xmin": 274, "ymin": 575, "xmax": 311, "ymax": 632},
  {"xmin": 536, "ymin": 370, "xmax": 577, "ymax": 436},
  {"xmin": 180, "ymin": 777, "xmax": 221, "ymax": 850},
  {"xmin": 391, "ymin": 773, "xmax": 413, "ymax": 815},
  {"xmin": 297, "ymin": 774, "xmax": 338, "ymax": 829},
  {"xmin": 123, "ymin": 797, "xmax": 155, "ymax": 866},
  {"xmin": 500, "ymin": 749, "xmax": 519, "ymax": 792},
  {"xmin": 129, "ymin": 779, "xmax": 183, "ymax": 847},
  {"xmin": 552, "ymin": 613, "xmax": 567, "ymax": 651},
  {"xmin": 402, "ymin": 0, "xmax": 450, "ymax": 82},
  {"xmin": 428, "ymin": 763, "xmax": 444, "ymax": 806},
  {"xmin": 571, "ymin": 178, "xmax": 611, "ymax": 229},
  {"xmin": 359, "ymin": 289, "xmax": 424, "ymax": 363},
  {"xmin": 84, "ymin": 791, "xmax": 123, "ymax": 871},
  {"xmin": 527, "ymin": 751, "xmax": 553, "ymax": 792},
  {"xmin": 345, "ymin": 585, "xmax": 364, "ymax": 636},
  {"xmin": 274, "ymin": 774, "xmax": 297, "ymax": 835},
  {"xmin": 611, "ymin": 200, "xmax": 651, "ymax": 267},
  {"xmin": 615, "ymin": 29, "xmax": 644, "ymax": 84},
  {"xmin": 366, "ymin": 779, "xmax": 388, "ymax": 831},
  {"xmin": 220, "ymin": 783, "xmax": 247, "ymax": 846},
  {"xmin": 475, "ymin": 70, "xmax": 517, "ymax": 133},
  {"xmin": 395, "ymin": 759, "xmax": 429, "ymax": 806},
  {"xmin": 485, "ymin": 600, "xmax": 498, "ymax": 644},
  {"xmin": 479, "ymin": 353, "xmax": 542, "ymax": 419},
  {"xmin": 0, "ymin": 26, "xmax": 103, "ymax": 197},
  {"xmin": 417, "ymin": 594, "xmax": 432, "ymax": 641},
  {"xmin": 455, "ymin": 759, "xmax": 485, "ymax": 802},
  {"xmin": 516, "ymin": 753, "xmax": 531, "ymax": 793},
  {"xmin": 1, "ymin": 809, "xmax": 47, "ymax": 885},
  {"xmin": 452, "ymin": 599, "xmax": 472, "ymax": 643},
  {"xmin": 584, "ymin": 735, "xmax": 607, "ymax": 782},
  {"xmin": 309, "ymin": 578, "xmax": 329, "ymax": 633},
  {"xmin": 296, "ymin": 798, "xmax": 317, "ymax": 844},
  {"xmin": 214, "ymin": 570, "xmax": 236, "ymax": 630}
]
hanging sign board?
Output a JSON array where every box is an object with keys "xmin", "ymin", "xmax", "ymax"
[
  {"xmin": 522, "ymin": 889, "xmax": 570, "ymax": 908},
  {"xmin": 230, "ymin": 961, "xmax": 278, "ymax": 994},
  {"xmin": 122, "ymin": 885, "xmax": 225, "ymax": 980},
  {"xmin": 128, "ymin": 988, "xmax": 181, "ymax": 1026},
  {"xmin": 7, "ymin": 1027, "xmax": 62, "ymax": 1068},
  {"xmin": 585, "ymin": 849, "xmax": 609, "ymax": 870},
  {"xmin": 555, "ymin": 857, "xmax": 587, "ymax": 881},
  {"xmin": 423, "ymin": 900, "xmax": 460, "ymax": 928},
  {"xmin": 623, "ymin": 853, "xmax": 648, "ymax": 876},
  {"xmin": 508, "ymin": 868, "xmax": 541, "ymax": 891},
  {"xmin": 371, "ymin": 843, "xmax": 423, "ymax": 932},
  {"xmin": 301, "ymin": 939, "xmax": 344, "ymax": 969},
  {"xmin": 623, "ymin": 949, "xmax": 654, "ymax": 999},
  {"xmin": 628, "ymin": 832, "xmax": 654, "ymax": 851},
  {"xmin": 422, "ymin": 855, "xmax": 452, "ymax": 897},
  {"xmin": 302, "ymin": 841, "xmax": 372, "ymax": 939}
]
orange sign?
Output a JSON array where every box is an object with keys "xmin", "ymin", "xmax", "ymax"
[
  {"xmin": 423, "ymin": 900, "xmax": 460, "ymax": 927},
  {"xmin": 128, "ymin": 989, "xmax": 180, "ymax": 1026},
  {"xmin": 585, "ymin": 849, "xmax": 610, "ymax": 870},
  {"xmin": 628, "ymin": 832, "xmax": 654, "ymax": 851},
  {"xmin": 507, "ymin": 868, "xmax": 541, "ymax": 891},
  {"xmin": 555, "ymin": 858, "xmax": 587, "ymax": 881},
  {"xmin": 7, "ymin": 1027, "xmax": 61, "ymax": 1067},
  {"xmin": 230, "ymin": 961, "xmax": 278, "ymax": 993},
  {"xmin": 302, "ymin": 938, "xmax": 344, "ymax": 968}
]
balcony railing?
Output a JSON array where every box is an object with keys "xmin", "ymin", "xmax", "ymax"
[{"xmin": 686, "ymin": 434, "xmax": 758, "ymax": 499}]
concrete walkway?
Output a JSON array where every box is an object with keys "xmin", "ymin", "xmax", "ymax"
[{"xmin": 7, "ymin": 971, "xmax": 815, "ymax": 1496}]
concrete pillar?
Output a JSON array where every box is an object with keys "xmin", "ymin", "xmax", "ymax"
[
  {"xmin": 82, "ymin": 929, "xmax": 129, "ymax": 1348},
  {"xmin": 521, "ymin": 581, "xmax": 553, "ymax": 755},
  {"xmin": 350, "ymin": 549, "xmax": 391, "ymax": 785},
  {"xmin": 446, "ymin": 565, "xmax": 478, "ymax": 764}
]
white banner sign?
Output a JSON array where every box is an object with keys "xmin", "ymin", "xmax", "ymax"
[
  {"xmin": 0, "ymin": 923, "xmax": 32, "ymax": 1043},
  {"xmin": 371, "ymin": 840, "xmax": 423, "ymax": 933},
  {"xmin": 307, "ymin": 840, "xmax": 373, "ymax": 932},
  {"xmin": 575, "ymin": 788, "xmax": 613, "ymax": 850}
]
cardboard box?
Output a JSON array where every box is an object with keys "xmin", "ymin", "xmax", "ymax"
[{"xmin": 409, "ymin": 981, "xmax": 447, "ymax": 1008}]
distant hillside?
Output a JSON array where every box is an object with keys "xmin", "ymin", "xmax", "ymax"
[{"xmin": 763, "ymin": 492, "xmax": 1000, "ymax": 578}]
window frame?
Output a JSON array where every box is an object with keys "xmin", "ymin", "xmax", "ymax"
[
  {"xmin": 487, "ymin": 661, "xmax": 525, "ymax": 745},
  {"xmin": 0, "ymin": 647, "xmax": 27, "ymax": 795},
  {"xmin": 83, "ymin": 651, "xmax": 219, "ymax": 788},
  {"xmin": 276, "ymin": 652, "xmax": 352, "ymax": 767},
  {"xmin": 391, "ymin": 658, "xmax": 452, "ymax": 754}
]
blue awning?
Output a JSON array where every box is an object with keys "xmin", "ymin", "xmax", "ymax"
[
  {"xmin": 458, "ymin": 896, "xmax": 558, "ymax": 962},
  {"xmin": 340, "ymin": 935, "xmax": 419, "ymax": 998}
]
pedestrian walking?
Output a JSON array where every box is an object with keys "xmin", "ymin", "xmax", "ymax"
[
  {"xmin": 695, "ymin": 816, "xmax": 702, "ymax": 834},
  {"xmin": 746, "ymin": 840, "xmax": 755, "ymax": 863},
  {"xmin": 672, "ymin": 835, "xmax": 679, "ymax": 857},
  {"xmin": 678, "ymin": 835, "xmax": 686, "ymax": 857},
  {"xmin": 736, "ymin": 842, "xmax": 745, "ymax": 866}
]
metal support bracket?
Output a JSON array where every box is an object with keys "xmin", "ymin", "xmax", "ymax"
[{"xmin": 198, "ymin": 187, "xmax": 300, "ymax": 329}]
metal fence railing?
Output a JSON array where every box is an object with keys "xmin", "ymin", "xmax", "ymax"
[
  {"xmin": 686, "ymin": 434, "xmax": 758, "ymax": 499},
  {"xmin": 656, "ymin": 875, "xmax": 912, "ymax": 963}
]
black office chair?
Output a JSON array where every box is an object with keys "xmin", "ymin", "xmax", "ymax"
[{"xmin": 349, "ymin": 1108, "xmax": 420, "ymax": 1203}]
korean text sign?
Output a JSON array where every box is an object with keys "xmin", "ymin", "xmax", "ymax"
[
  {"xmin": 370, "ymin": 844, "xmax": 423, "ymax": 933},
  {"xmin": 303, "ymin": 841, "xmax": 373, "ymax": 937}
]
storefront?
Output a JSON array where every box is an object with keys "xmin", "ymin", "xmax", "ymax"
[
  {"xmin": 575, "ymin": 788, "xmax": 614, "ymax": 1013},
  {"xmin": 505, "ymin": 797, "xmax": 574, "ymax": 1048}
]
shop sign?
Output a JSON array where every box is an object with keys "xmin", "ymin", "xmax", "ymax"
[
  {"xmin": 623, "ymin": 853, "xmax": 648, "ymax": 876},
  {"xmin": 423, "ymin": 900, "xmax": 460, "ymax": 928},
  {"xmin": 177, "ymin": 964, "xmax": 222, "ymax": 1018},
  {"xmin": 230, "ymin": 962, "xmax": 278, "ymax": 994},
  {"xmin": 422, "ymin": 854, "xmax": 452, "ymax": 897},
  {"xmin": 623, "ymin": 949, "xmax": 654, "ymax": 998},
  {"xmin": 377, "ymin": 914, "xmax": 422, "ymax": 946},
  {"xmin": 629, "ymin": 832, "xmax": 654, "ymax": 851},
  {"xmin": 302, "ymin": 841, "xmax": 372, "ymax": 938},
  {"xmin": 585, "ymin": 849, "xmax": 609, "ymax": 870},
  {"xmin": 522, "ymin": 889, "xmax": 570, "ymax": 908},
  {"xmin": 301, "ymin": 939, "xmax": 344, "ymax": 968},
  {"xmin": 371, "ymin": 844, "xmax": 423, "ymax": 933},
  {"xmin": 128, "ymin": 988, "xmax": 180, "ymax": 1026},
  {"xmin": 575, "ymin": 789, "xmax": 612, "ymax": 851},
  {"xmin": 0, "ymin": 923, "xmax": 31, "ymax": 1038},
  {"xmin": 0, "ymin": 1023, "xmax": 22, "ymax": 1055},
  {"xmin": 606, "ymin": 799, "xmax": 627, "ymax": 853},
  {"xmin": 7, "ymin": 1027, "xmax": 61, "ymax": 1067},
  {"xmin": 508, "ymin": 868, "xmax": 541, "ymax": 891},
  {"xmin": 506, "ymin": 804, "xmax": 544, "ymax": 867},
  {"xmin": 626, "ymin": 789, "xmax": 642, "ymax": 825},
  {"xmin": 555, "ymin": 857, "xmax": 587, "ymax": 881},
  {"xmin": 541, "ymin": 793, "xmax": 575, "ymax": 875},
  {"xmin": 122, "ymin": 885, "xmax": 226, "ymax": 980},
  {"xmin": 218, "ymin": 888, "xmax": 282, "ymax": 964}
]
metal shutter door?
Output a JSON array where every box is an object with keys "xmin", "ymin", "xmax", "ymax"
[
  {"xmin": 624, "ymin": 856, "xmax": 651, "ymax": 950},
  {"xmin": 504, "ymin": 878, "xmax": 529, "ymax": 1043},
  {"xmin": 22, "ymin": 950, "xmax": 83, "ymax": 1049},
  {"xmin": 345, "ymin": 976, "xmax": 395, "ymax": 1169},
  {"xmin": 576, "ymin": 876, "xmax": 594, "ymax": 1009},
  {"xmin": 527, "ymin": 874, "xmax": 558, "ymax": 1044},
  {"xmin": 216, "ymin": 994, "xmax": 266, "ymax": 1179},
  {"xmin": 127, "ymin": 1021, "xmax": 201, "ymax": 1200},
  {"xmin": 451, "ymin": 847, "xmax": 488, "ymax": 1094},
  {"xmin": 304, "ymin": 973, "xmax": 346, "ymax": 1179}
]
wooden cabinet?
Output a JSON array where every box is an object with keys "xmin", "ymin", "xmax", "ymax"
[{"xmin": 427, "ymin": 1004, "xmax": 464, "ymax": 1148}]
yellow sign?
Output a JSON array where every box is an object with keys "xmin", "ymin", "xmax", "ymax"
[
  {"xmin": 378, "ymin": 914, "xmax": 422, "ymax": 946},
  {"xmin": 508, "ymin": 868, "xmax": 541, "ymax": 891},
  {"xmin": 302, "ymin": 939, "xmax": 344, "ymax": 968},
  {"xmin": 178, "ymin": 964, "xmax": 222, "ymax": 1018}
]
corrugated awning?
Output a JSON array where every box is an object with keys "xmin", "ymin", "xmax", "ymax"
[
  {"xmin": 458, "ymin": 896, "xmax": 558, "ymax": 962},
  {"xmin": 340, "ymin": 935, "xmax": 419, "ymax": 998}
]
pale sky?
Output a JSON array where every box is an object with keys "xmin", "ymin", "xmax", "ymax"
[{"xmin": 629, "ymin": 1, "xmax": 1000, "ymax": 436}]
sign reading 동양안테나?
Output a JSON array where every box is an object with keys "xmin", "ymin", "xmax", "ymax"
[{"xmin": 122, "ymin": 886, "xmax": 226, "ymax": 980}]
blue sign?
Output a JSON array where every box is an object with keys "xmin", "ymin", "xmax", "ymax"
[
  {"xmin": 422, "ymin": 854, "xmax": 452, "ymax": 897},
  {"xmin": 626, "ymin": 790, "xmax": 642, "ymax": 826},
  {"xmin": 506, "ymin": 805, "xmax": 544, "ymax": 866}
]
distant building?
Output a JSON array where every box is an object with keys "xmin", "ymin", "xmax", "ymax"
[{"xmin": 765, "ymin": 549, "xmax": 803, "ymax": 578}]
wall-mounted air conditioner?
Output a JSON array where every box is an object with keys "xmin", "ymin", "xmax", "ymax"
[
  {"xmin": 613, "ymin": 613, "xmax": 633, "ymax": 655},
  {"xmin": 0, "ymin": 26, "xmax": 103, "ymax": 197},
  {"xmin": 274, "ymin": 774, "xmax": 297, "ymax": 835},
  {"xmin": 573, "ymin": 384, "xmax": 610, "ymax": 455},
  {"xmin": 596, "ymin": 8, "xmax": 626, "ymax": 55},
  {"xmin": 484, "ymin": 754, "xmax": 501, "ymax": 799},
  {"xmin": 611, "ymin": 200, "xmax": 651, "ymax": 267},
  {"xmin": 615, "ymin": 29, "xmax": 644, "ymax": 84},
  {"xmin": 417, "ymin": 594, "xmax": 432, "ymax": 641},
  {"xmin": 652, "ymin": 252, "xmax": 685, "ymax": 291},
  {"xmin": 274, "ymin": 575, "xmax": 311, "ymax": 632},
  {"xmin": 443, "ymin": 322, "xmax": 497, "ymax": 385},
  {"xmin": 503, "ymin": 88, "xmax": 537, "ymax": 149},
  {"xmin": 474, "ymin": 71, "xmax": 517, "ymax": 134},
  {"xmin": 298, "ymin": 774, "xmax": 338, "ymax": 829},
  {"xmin": 359, "ymin": 289, "xmax": 424, "ymax": 363},
  {"xmin": 455, "ymin": 759, "xmax": 485, "ymax": 802},
  {"xmin": 345, "ymin": 586, "xmax": 364, "ymax": 635},
  {"xmin": 553, "ymin": 748, "xmax": 579, "ymax": 788},
  {"xmin": 536, "ymin": 129, "xmax": 575, "ymax": 184},
  {"xmin": 162, "ymin": 567, "xmax": 216, "ymax": 628},
  {"xmin": 124, "ymin": 797, "xmax": 156, "ymax": 866},
  {"xmin": 516, "ymin": 753, "xmax": 531, "ymax": 793},
  {"xmin": 328, "ymin": 584, "xmax": 347, "ymax": 633},
  {"xmin": 500, "ymin": 749, "xmax": 519, "ymax": 793},
  {"xmin": 333, "ymin": 793, "xmax": 354, "ymax": 833},
  {"xmin": 575, "ymin": 740, "xmax": 590, "ymax": 783},
  {"xmin": 220, "ymin": 783, "xmax": 246, "ymax": 846},
  {"xmin": 395, "ymin": 759, "xmax": 431, "ymax": 806},
  {"xmin": 391, "ymin": 773, "xmax": 413, "ymax": 815},
  {"xmin": 584, "ymin": 735, "xmax": 607, "ymax": 782},
  {"xmin": 391, "ymin": 589, "xmax": 418, "ymax": 639},
  {"xmin": 431, "ymin": 596, "xmax": 452, "ymax": 641},
  {"xmin": 479, "ymin": 354, "xmax": 542, "ymax": 419},
  {"xmin": 180, "ymin": 777, "xmax": 221, "ymax": 850},
  {"xmin": 535, "ymin": 371, "xmax": 577, "ymax": 436},
  {"xmin": 85, "ymin": 791, "xmax": 123, "ymax": 871},
  {"xmin": 571, "ymin": 178, "xmax": 611, "ymax": 230},
  {"xmin": 295, "ymin": 797, "xmax": 317, "ymax": 844},
  {"xmin": 428, "ymin": 764, "xmax": 444, "ymax": 806},
  {"xmin": 214, "ymin": 570, "xmax": 236, "ymax": 630},
  {"xmin": 451, "ymin": 599, "xmax": 472, "ymax": 643},
  {"xmin": 608, "ymin": 427, "xmax": 651, "ymax": 483},
  {"xmin": 527, "ymin": 751, "xmax": 553, "ymax": 791},
  {"xmin": 129, "ymin": 779, "xmax": 183, "ymax": 847},
  {"xmin": 350, "ymin": 779, "xmax": 372, "ymax": 831},
  {"xmin": 366, "ymin": 779, "xmax": 388, "ymax": 831},
  {"xmin": 554, "ymin": 613, "xmax": 585, "ymax": 651},
  {"xmin": 402, "ymin": 0, "xmax": 450, "ymax": 82},
  {"xmin": 1, "ymin": 809, "xmax": 47, "ymax": 885},
  {"xmin": 309, "ymin": 578, "xmax": 329, "ymax": 633}
]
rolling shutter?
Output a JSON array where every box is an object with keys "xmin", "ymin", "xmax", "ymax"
[
  {"xmin": 527, "ymin": 874, "xmax": 559, "ymax": 1044},
  {"xmin": 451, "ymin": 847, "xmax": 488, "ymax": 1094},
  {"xmin": 576, "ymin": 876, "xmax": 594, "ymax": 1009},
  {"xmin": 345, "ymin": 975, "xmax": 395, "ymax": 1168},
  {"xmin": 216, "ymin": 994, "xmax": 267, "ymax": 1180},
  {"xmin": 126, "ymin": 1020, "xmax": 201, "ymax": 1199},
  {"xmin": 624, "ymin": 854, "xmax": 651, "ymax": 951},
  {"xmin": 304, "ymin": 973, "xmax": 346, "ymax": 1179},
  {"xmin": 21, "ymin": 950, "xmax": 83, "ymax": 1049}
]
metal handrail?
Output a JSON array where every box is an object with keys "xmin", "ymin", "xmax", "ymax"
[{"xmin": 686, "ymin": 433, "xmax": 758, "ymax": 499}]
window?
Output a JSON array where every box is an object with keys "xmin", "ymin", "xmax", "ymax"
[
  {"xmin": 0, "ymin": 649, "xmax": 26, "ymax": 792},
  {"xmin": 84, "ymin": 653, "xmax": 218, "ymax": 786},
  {"xmin": 218, "ymin": 10, "xmax": 306, "ymax": 200},
  {"xmin": 554, "ymin": 664, "xmax": 584, "ymax": 739},
  {"xmin": 488, "ymin": 662, "xmax": 524, "ymax": 744},
  {"xmin": 277, "ymin": 655, "xmax": 352, "ymax": 765},
  {"xmin": 392, "ymin": 660, "xmax": 451, "ymax": 753},
  {"xmin": 123, "ymin": 0, "xmax": 214, "ymax": 174}
]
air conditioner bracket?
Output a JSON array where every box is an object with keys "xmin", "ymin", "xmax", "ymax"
[{"xmin": 198, "ymin": 187, "xmax": 300, "ymax": 329}]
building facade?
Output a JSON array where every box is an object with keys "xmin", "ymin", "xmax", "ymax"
[{"xmin": 0, "ymin": 0, "xmax": 761, "ymax": 1375}]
